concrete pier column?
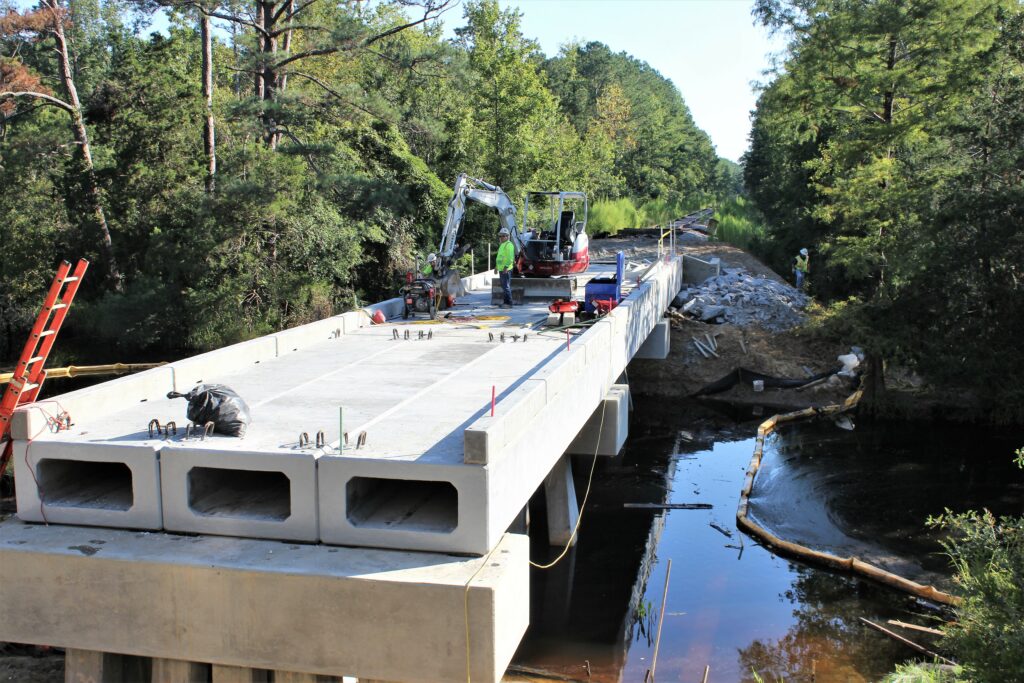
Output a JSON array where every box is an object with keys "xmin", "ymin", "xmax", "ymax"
[
  {"xmin": 152, "ymin": 658, "xmax": 209, "ymax": 682},
  {"xmin": 64, "ymin": 649, "xmax": 120, "ymax": 683},
  {"xmin": 65, "ymin": 650, "xmax": 154, "ymax": 682},
  {"xmin": 634, "ymin": 320, "xmax": 670, "ymax": 360},
  {"xmin": 509, "ymin": 504, "xmax": 530, "ymax": 534},
  {"xmin": 543, "ymin": 455, "xmax": 579, "ymax": 547},
  {"xmin": 211, "ymin": 664, "xmax": 269, "ymax": 683},
  {"xmin": 539, "ymin": 543, "xmax": 577, "ymax": 631},
  {"xmin": 567, "ymin": 384, "xmax": 630, "ymax": 457}
]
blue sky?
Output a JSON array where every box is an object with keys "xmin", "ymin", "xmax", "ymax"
[{"xmin": 440, "ymin": 0, "xmax": 786, "ymax": 162}]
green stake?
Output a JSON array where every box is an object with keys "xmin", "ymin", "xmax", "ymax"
[{"xmin": 338, "ymin": 405, "xmax": 344, "ymax": 452}]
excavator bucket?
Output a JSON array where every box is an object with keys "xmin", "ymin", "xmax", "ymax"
[{"xmin": 439, "ymin": 270, "xmax": 466, "ymax": 298}]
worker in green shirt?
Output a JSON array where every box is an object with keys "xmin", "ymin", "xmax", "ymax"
[
  {"xmin": 422, "ymin": 253, "xmax": 437, "ymax": 277},
  {"xmin": 495, "ymin": 228, "xmax": 515, "ymax": 307},
  {"xmin": 793, "ymin": 247, "xmax": 809, "ymax": 289}
]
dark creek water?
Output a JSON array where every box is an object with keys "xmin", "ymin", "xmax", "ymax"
[{"xmin": 511, "ymin": 400, "xmax": 1024, "ymax": 683}]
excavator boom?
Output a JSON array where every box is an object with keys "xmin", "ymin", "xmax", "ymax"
[{"xmin": 430, "ymin": 173, "xmax": 589, "ymax": 299}]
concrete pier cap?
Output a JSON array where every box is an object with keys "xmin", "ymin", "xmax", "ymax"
[{"xmin": 0, "ymin": 520, "xmax": 529, "ymax": 683}]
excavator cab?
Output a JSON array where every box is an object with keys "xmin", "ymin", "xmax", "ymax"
[{"xmin": 518, "ymin": 191, "xmax": 589, "ymax": 277}]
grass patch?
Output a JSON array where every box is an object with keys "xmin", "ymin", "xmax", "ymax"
[
  {"xmin": 880, "ymin": 662, "xmax": 967, "ymax": 683},
  {"xmin": 713, "ymin": 196, "xmax": 766, "ymax": 252},
  {"xmin": 588, "ymin": 198, "xmax": 644, "ymax": 236}
]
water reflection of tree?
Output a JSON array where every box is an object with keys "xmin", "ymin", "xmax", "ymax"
[
  {"xmin": 737, "ymin": 565, "xmax": 920, "ymax": 683},
  {"xmin": 632, "ymin": 599, "xmax": 656, "ymax": 648}
]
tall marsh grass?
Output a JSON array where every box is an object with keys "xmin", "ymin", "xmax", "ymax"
[
  {"xmin": 587, "ymin": 195, "xmax": 764, "ymax": 249},
  {"xmin": 588, "ymin": 197, "xmax": 700, "ymax": 236},
  {"xmin": 713, "ymin": 196, "xmax": 766, "ymax": 251},
  {"xmin": 588, "ymin": 198, "xmax": 644, "ymax": 236}
]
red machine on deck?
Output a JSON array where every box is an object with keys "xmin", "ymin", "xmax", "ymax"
[{"xmin": 515, "ymin": 191, "xmax": 589, "ymax": 277}]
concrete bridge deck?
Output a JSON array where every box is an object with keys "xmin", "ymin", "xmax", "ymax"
[
  {"xmin": 11, "ymin": 259, "xmax": 679, "ymax": 555},
  {"xmin": 2, "ymin": 255, "xmax": 684, "ymax": 682}
]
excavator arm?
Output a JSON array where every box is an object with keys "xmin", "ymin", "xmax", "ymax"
[{"xmin": 436, "ymin": 173, "xmax": 522, "ymax": 274}]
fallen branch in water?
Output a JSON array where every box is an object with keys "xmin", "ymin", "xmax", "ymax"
[
  {"xmin": 624, "ymin": 503, "xmax": 713, "ymax": 510},
  {"xmin": 858, "ymin": 617, "xmax": 956, "ymax": 665},
  {"xmin": 887, "ymin": 619, "xmax": 945, "ymax": 637},
  {"xmin": 505, "ymin": 664, "xmax": 579, "ymax": 681},
  {"xmin": 709, "ymin": 522, "xmax": 733, "ymax": 538}
]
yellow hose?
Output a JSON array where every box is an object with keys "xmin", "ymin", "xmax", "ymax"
[{"xmin": 0, "ymin": 362, "xmax": 167, "ymax": 385}]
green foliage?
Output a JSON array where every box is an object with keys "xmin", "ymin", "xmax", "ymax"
[
  {"xmin": 713, "ymin": 159, "xmax": 744, "ymax": 199},
  {"xmin": 891, "ymin": 445, "xmax": 1024, "ymax": 683},
  {"xmin": 929, "ymin": 470, "xmax": 1024, "ymax": 683},
  {"xmin": 745, "ymin": 0, "xmax": 1024, "ymax": 420},
  {"xmin": 0, "ymin": 0, "xmax": 726, "ymax": 366},
  {"xmin": 750, "ymin": 671, "xmax": 784, "ymax": 683},
  {"xmin": 714, "ymin": 196, "xmax": 767, "ymax": 253},
  {"xmin": 544, "ymin": 40, "xmax": 719, "ymax": 205},
  {"xmin": 588, "ymin": 198, "xmax": 642, "ymax": 236},
  {"xmin": 638, "ymin": 198, "xmax": 682, "ymax": 228},
  {"xmin": 880, "ymin": 662, "xmax": 967, "ymax": 683},
  {"xmin": 453, "ymin": 0, "xmax": 579, "ymax": 193}
]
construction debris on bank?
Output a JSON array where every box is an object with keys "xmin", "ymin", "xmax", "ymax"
[
  {"xmin": 671, "ymin": 267, "xmax": 810, "ymax": 332},
  {"xmin": 596, "ymin": 239, "xmax": 853, "ymax": 409}
]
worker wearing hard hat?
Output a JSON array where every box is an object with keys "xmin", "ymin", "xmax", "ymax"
[
  {"xmin": 794, "ymin": 248, "xmax": 809, "ymax": 289},
  {"xmin": 495, "ymin": 228, "xmax": 515, "ymax": 307},
  {"xmin": 422, "ymin": 253, "xmax": 438, "ymax": 277}
]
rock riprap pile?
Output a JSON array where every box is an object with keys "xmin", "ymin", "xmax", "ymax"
[{"xmin": 671, "ymin": 267, "xmax": 810, "ymax": 331}]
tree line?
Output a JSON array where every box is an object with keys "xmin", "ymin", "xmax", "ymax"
[
  {"xmin": 0, "ymin": 0, "xmax": 731, "ymax": 363},
  {"xmin": 744, "ymin": 0, "xmax": 1024, "ymax": 421}
]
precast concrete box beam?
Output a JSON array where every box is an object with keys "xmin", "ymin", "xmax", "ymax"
[
  {"xmin": 473, "ymin": 262, "xmax": 680, "ymax": 548},
  {"xmin": 482, "ymin": 352, "xmax": 610, "ymax": 549},
  {"xmin": 463, "ymin": 319, "xmax": 612, "ymax": 466},
  {"xmin": 0, "ymin": 520, "xmax": 528, "ymax": 683},
  {"xmin": 13, "ymin": 440, "xmax": 162, "ymax": 529},
  {"xmin": 464, "ymin": 259, "xmax": 679, "ymax": 468},
  {"xmin": 169, "ymin": 337, "xmax": 278, "ymax": 392},
  {"xmin": 318, "ymin": 458, "xmax": 490, "ymax": 555},
  {"xmin": 6, "ymin": 258, "xmax": 681, "ymax": 557},
  {"xmin": 363, "ymin": 297, "xmax": 405, "ymax": 321},
  {"xmin": 271, "ymin": 315, "xmax": 348, "ymax": 357},
  {"xmin": 8, "ymin": 366, "xmax": 176, "ymax": 440},
  {"xmin": 160, "ymin": 446, "xmax": 318, "ymax": 542}
]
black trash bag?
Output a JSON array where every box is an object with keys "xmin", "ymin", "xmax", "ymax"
[{"xmin": 167, "ymin": 384, "xmax": 251, "ymax": 437}]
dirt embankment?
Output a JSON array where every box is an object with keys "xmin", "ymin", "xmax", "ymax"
[{"xmin": 594, "ymin": 234, "xmax": 853, "ymax": 410}]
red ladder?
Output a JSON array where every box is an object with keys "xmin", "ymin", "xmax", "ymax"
[{"xmin": 0, "ymin": 259, "xmax": 88, "ymax": 476}]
